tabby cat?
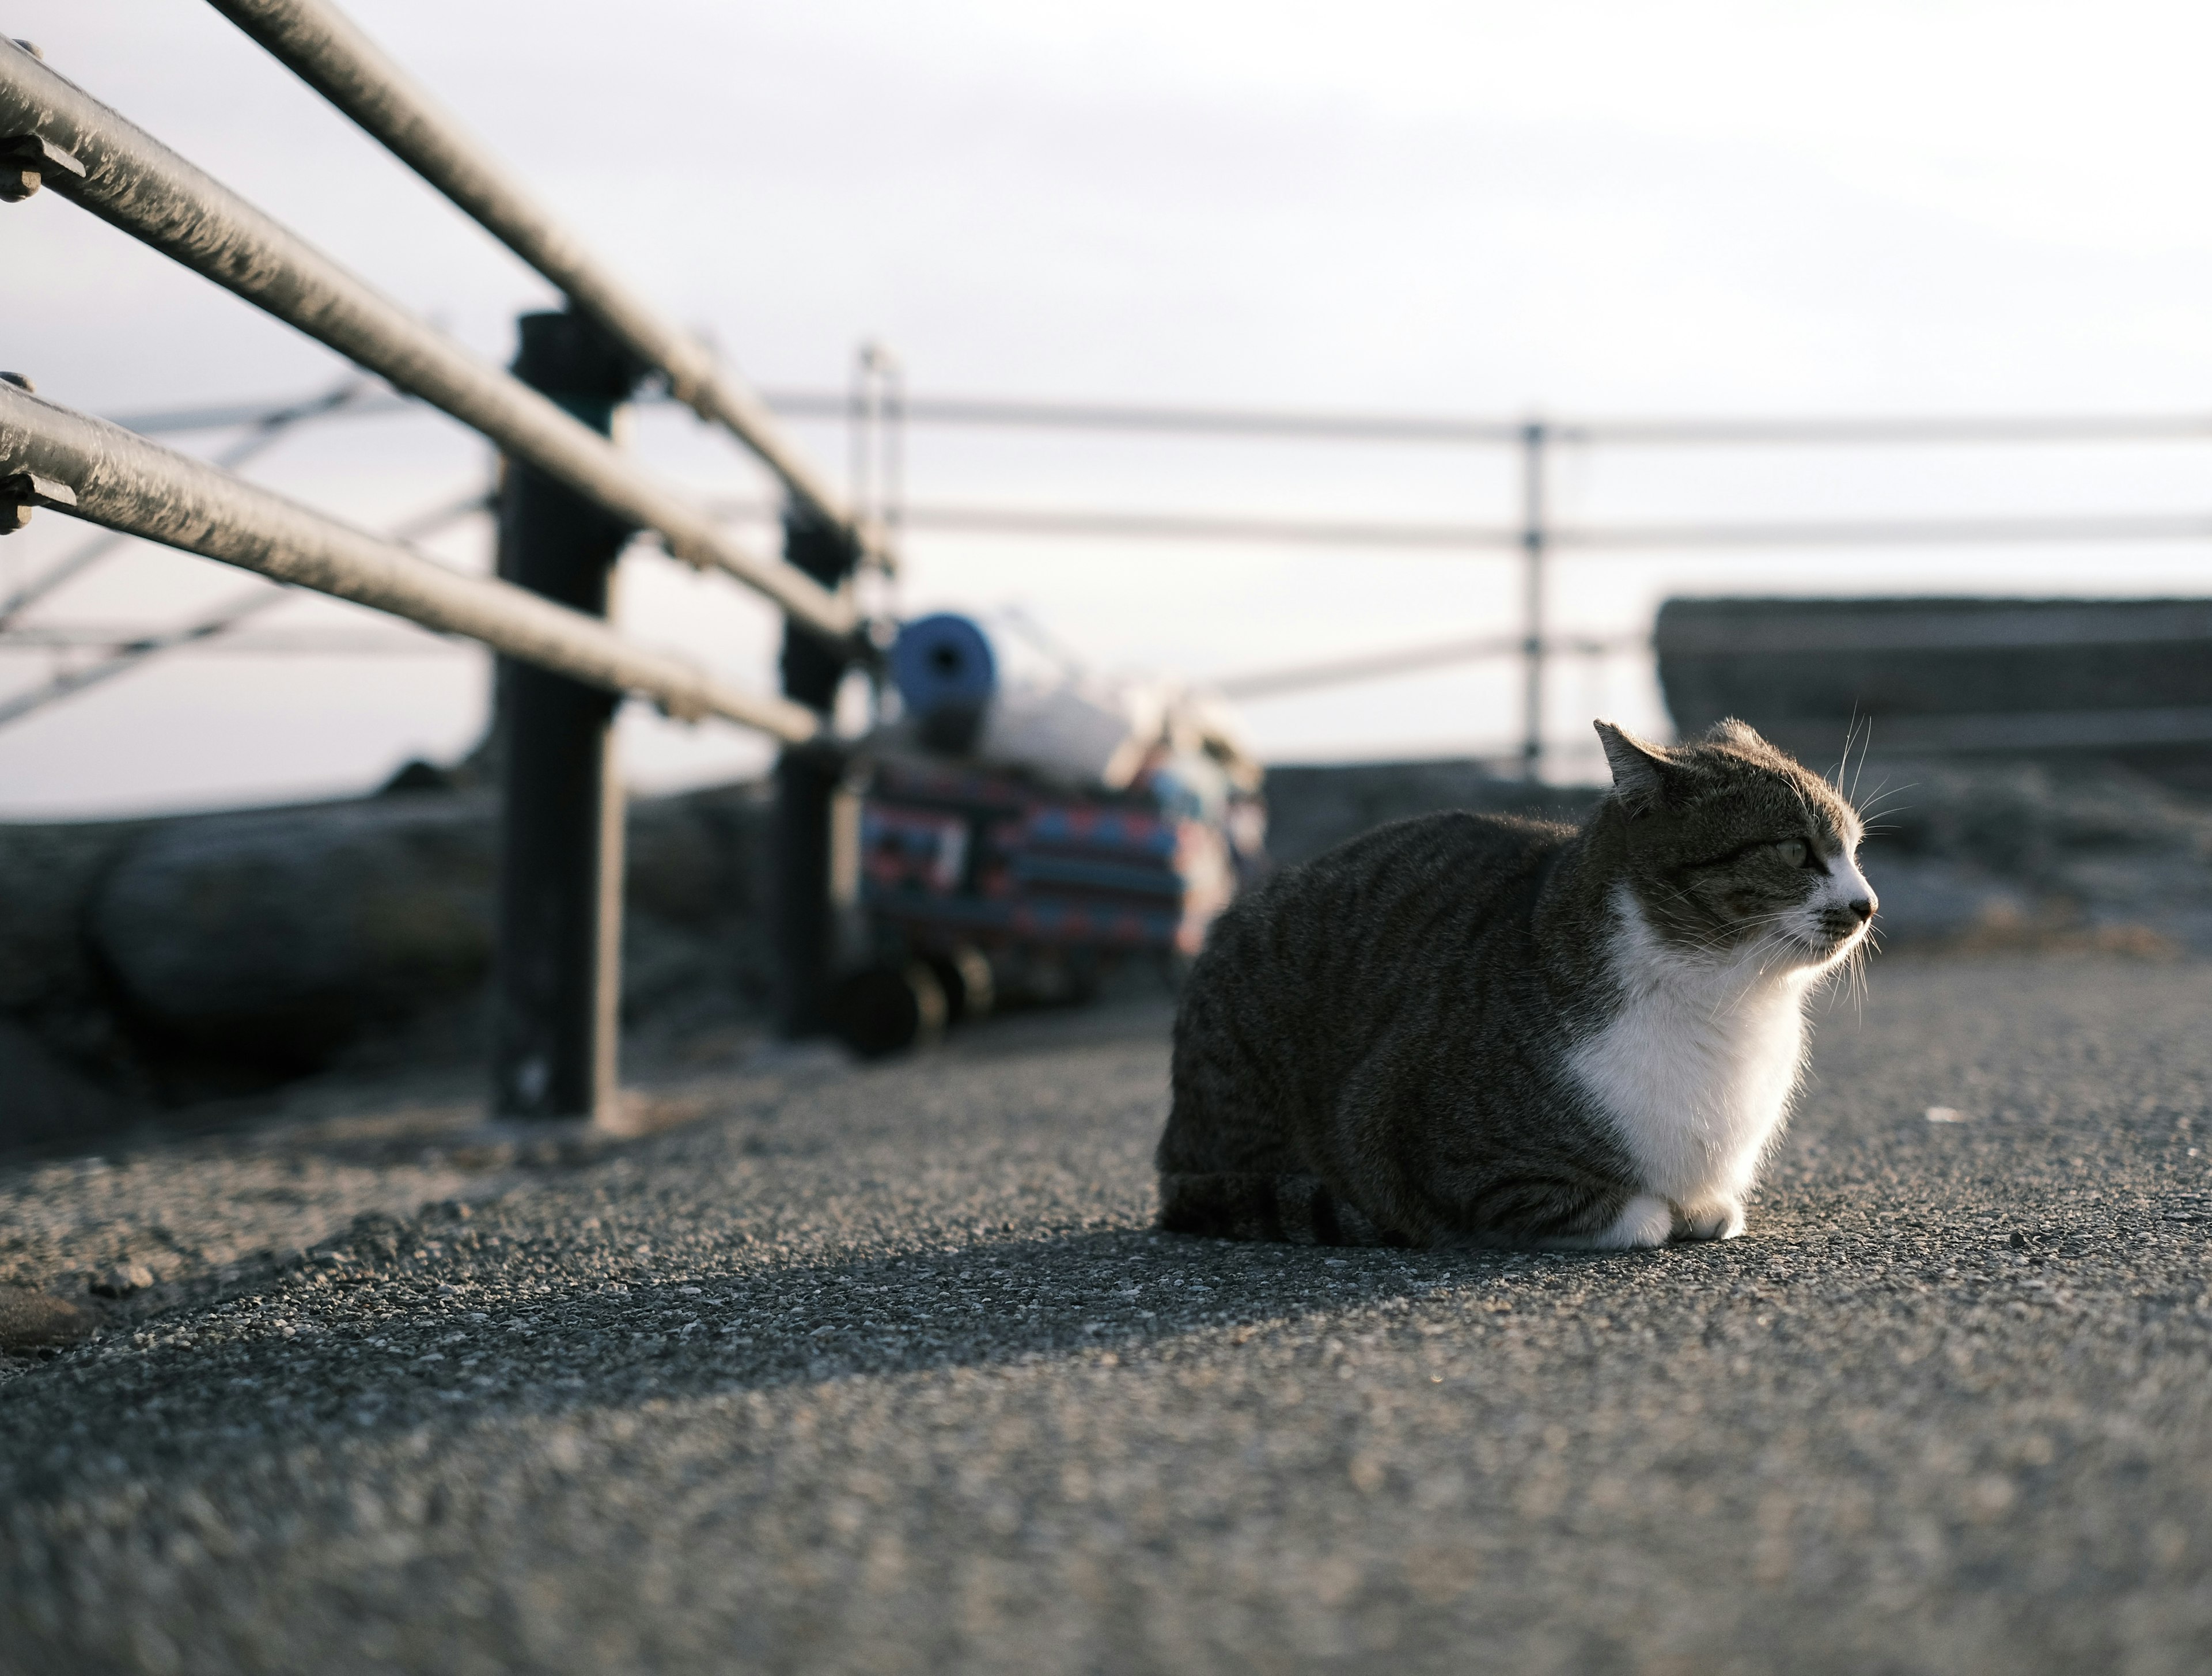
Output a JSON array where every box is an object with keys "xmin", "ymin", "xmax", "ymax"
[{"xmin": 1157, "ymin": 718, "xmax": 1875, "ymax": 1249}]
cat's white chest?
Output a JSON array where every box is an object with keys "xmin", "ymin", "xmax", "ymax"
[{"xmin": 1567, "ymin": 893, "xmax": 1812, "ymax": 1208}]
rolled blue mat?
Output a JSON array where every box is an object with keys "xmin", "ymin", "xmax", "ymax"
[{"xmin": 891, "ymin": 613, "xmax": 998, "ymax": 721}]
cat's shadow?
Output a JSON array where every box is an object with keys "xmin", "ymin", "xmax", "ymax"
[{"xmin": 5, "ymin": 1226, "xmax": 1703, "ymax": 1472}]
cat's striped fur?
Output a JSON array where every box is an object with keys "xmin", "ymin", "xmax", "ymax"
[{"xmin": 1156, "ymin": 719, "xmax": 1874, "ymax": 1250}]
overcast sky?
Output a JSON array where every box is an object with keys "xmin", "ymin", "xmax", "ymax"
[{"xmin": 6, "ymin": 0, "xmax": 2212, "ymax": 816}]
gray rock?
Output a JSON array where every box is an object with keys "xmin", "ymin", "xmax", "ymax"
[
  {"xmin": 1861, "ymin": 759, "xmax": 2212, "ymax": 951},
  {"xmin": 0, "ymin": 1015, "xmax": 123, "ymax": 1152},
  {"xmin": 0, "ymin": 813, "xmax": 159, "ymax": 1103},
  {"xmin": 35, "ymin": 780, "xmax": 777, "ymax": 1091},
  {"xmin": 90, "ymin": 1261, "xmax": 157, "ymax": 1299},
  {"xmin": 0, "ymin": 1285, "xmax": 93, "ymax": 1350},
  {"xmin": 5, "ymin": 754, "xmax": 2209, "ymax": 1126},
  {"xmin": 90, "ymin": 793, "xmax": 501, "ymax": 1069}
]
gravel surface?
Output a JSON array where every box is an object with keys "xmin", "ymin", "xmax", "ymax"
[{"xmin": 3, "ymin": 955, "xmax": 2210, "ymax": 1675}]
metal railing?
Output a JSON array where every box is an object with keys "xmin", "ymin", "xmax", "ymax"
[
  {"xmin": 0, "ymin": 7, "xmax": 891, "ymax": 1120},
  {"xmin": 204, "ymin": 0, "xmax": 883, "ymax": 566},
  {"xmin": 0, "ymin": 375, "xmax": 375, "ymax": 631},
  {"xmin": 0, "ymin": 379, "xmax": 823, "ymax": 740},
  {"xmin": 20, "ymin": 358, "xmax": 2212, "ymax": 757},
  {"xmin": 18, "ymin": 369, "xmax": 2212, "ymax": 765},
  {"xmin": 0, "ymin": 31, "xmax": 854, "ymax": 643},
  {"xmin": 4, "ymin": 6, "xmax": 2205, "ymax": 807}
]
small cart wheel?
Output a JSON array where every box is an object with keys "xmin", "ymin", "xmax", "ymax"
[{"xmin": 825, "ymin": 962, "xmax": 949, "ymax": 1059}]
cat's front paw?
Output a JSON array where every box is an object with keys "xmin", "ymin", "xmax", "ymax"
[
  {"xmin": 1673, "ymin": 1198, "xmax": 1747, "ymax": 1241},
  {"xmin": 1586, "ymin": 1193, "xmax": 1674, "ymax": 1250}
]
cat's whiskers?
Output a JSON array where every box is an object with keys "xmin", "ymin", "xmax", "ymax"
[
  {"xmin": 1825, "ymin": 708, "xmax": 1868, "ymax": 798},
  {"xmin": 1854, "ymin": 779, "xmax": 1919, "ymax": 828},
  {"xmin": 1676, "ymin": 905, "xmax": 1835, "ymax": 974},
  {"xmin": 1849, "ymin": 937, "xmax": 1874, "ymax": 1022},
  {"xmin": 1847, "ymin": 716, "xmax": 1873, "ymax": 807}
]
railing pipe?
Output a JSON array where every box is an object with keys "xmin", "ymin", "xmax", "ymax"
[
  {"xmin": 0, "ymin": 37, "xmax": 856, "ymax": 646},
  {"xmin": 201, "ymin": 0, "xmax": 880, "ymax": 562},
  {"xmin": 0, "ymin": 380, "xmax": 823, "ymax": 744},
  {"xmin": 724, "ymin": 503, "xmax": 2212, "ymax": 552},
  {"xmin": 108, "ymin": 381, "xmax": 2212, "ymax": 451},
  {"xmin": 713, "ymin": 392, "xmax": 2212, "ymax": 448},
  {"xmin": 1210, "ymin": 631, "xmax": 1638, "ymax": 702}
]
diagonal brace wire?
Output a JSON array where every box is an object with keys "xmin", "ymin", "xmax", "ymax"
[
  {"xmin": 0, "ymin": 374, "xmax": 370, "ymax": 630},
  {"xmin": 0, "ymin": 487, "xmax": 487, "ymax": 731}
]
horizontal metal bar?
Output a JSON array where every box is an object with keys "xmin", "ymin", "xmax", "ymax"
[
  {"xmin": 751, "ymin": 392, "xmax": 2212, "ymax": 448},
  {"xmin": 1212, "ymin": 632, "xmax": 1639, "ymax": 701},
  {"xmin": 707, "ymin": 498, "xmax": 2212, "ymax": 553},
  {"xmin": 0, "ymin": 381, "xmax": 822, "ymax": 742},
  {"xmin": 897, "ymin": 505, "xmax": 1522, "ymax": 548},
  {"xmin": 755, "ymin": 389, "xmax": 1527, "ymax": 445},
  {"xmin": 111, "ymin": 381, "xmax": 2212, "ymax": 452},
  {"xmin": 697, "ymin": 495, "xmax": 1465, "ymax": 545},
  {"xmin": 0, "ymin": 37, "xmax": 855, "ymax": 644},
  {"xmin": 203, "ymin": 0, "xmax": 878, "ymax": 560},
  {"xmin": 103, "ymin": 385, "xmax": 2212, "ymax": 555}
]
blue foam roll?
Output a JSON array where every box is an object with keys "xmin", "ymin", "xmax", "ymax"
[{"xmin": 891, "ymin": 613, "xmax": 998, "ymax": 718}]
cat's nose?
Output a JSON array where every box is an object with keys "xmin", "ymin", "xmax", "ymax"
[{"xmin": 1848, "ymin": 894, "xmax": 1876, "ymax": 923}]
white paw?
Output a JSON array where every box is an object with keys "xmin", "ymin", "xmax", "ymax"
[
  {"xmin": 1673, "ymin": 1199, "xmax": 1747, "ymax": 1241},
  {"xmin": 1588, "ymin": 1193, "xmax": 1675, "ymax": 1250}
]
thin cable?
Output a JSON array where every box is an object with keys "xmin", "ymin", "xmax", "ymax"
[
  {"xmin": 0, "ymin": 625, "xmax": 467, "ymax": 654},
  {"xmin": 0, "ymin": 587, "xmax": 293, "ymax": 727}
]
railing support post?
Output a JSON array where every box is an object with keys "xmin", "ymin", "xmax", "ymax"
[
  {"xmin": 771, "ymin": 508, "xmax": 860, "ymax": 1038},
  {"xmin": 1519, "ymin": 418, "xmax": 1547, "ymax": 782},
  {"xmin": 491, "ymin": 309, "xmax": 644, "ymax": 1120}
]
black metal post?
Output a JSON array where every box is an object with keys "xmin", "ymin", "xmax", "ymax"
[
  {"xmin": 1520, "ymin": 419, "xmax": 1547, "ymax": 782},
  {"xmin": 771, "ymin": 508, "xmax": 860, "ymax": 1037},
  {"xmin": 491, "ymin": 310, "xmax": 644, "ymax": 1118}
]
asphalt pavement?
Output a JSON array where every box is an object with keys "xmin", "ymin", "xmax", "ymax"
[{"xmin": 3, "ymin": 952, "xmax": 2210, "ymax": 1675}]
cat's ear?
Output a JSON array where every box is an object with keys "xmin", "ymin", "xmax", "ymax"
[
  {"xmin": 1705, "ymin": 717, "xmax": 1768, "ymax": 752},
  {"xmin": 1593, "ymin": 720, "xmax": 1678, "ymax": 806}
]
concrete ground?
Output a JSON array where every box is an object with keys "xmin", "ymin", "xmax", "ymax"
[{"xmin": 2, "ymin": 953, "xmax": 2209, "ymax": 1675}]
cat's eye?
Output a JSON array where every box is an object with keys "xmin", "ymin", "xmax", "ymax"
[{"xmin": 1776, "ymin": 839, "xmax": 1809, "ymax": 867}]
